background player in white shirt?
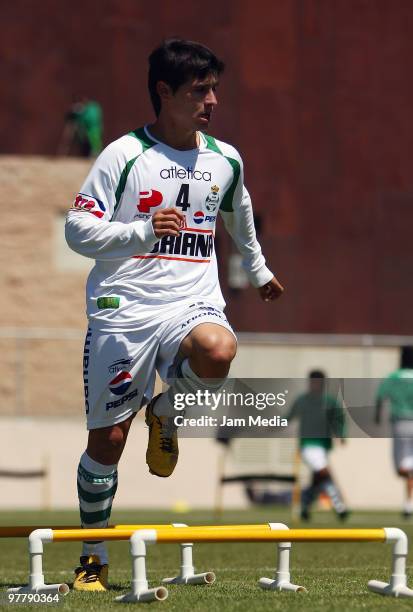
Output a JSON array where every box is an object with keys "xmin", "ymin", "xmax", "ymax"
[{"xmin": 66, "ymin": 38, "xmax": 284, "ymax": 590}]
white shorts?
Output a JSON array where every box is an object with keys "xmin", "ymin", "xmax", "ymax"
[
  {"xmin": 83, "ymin": 300, "xmax": 235, "ymax": 430},
  {"xmin": 301, "ymin": 446, "xmax": 329, "ymax": 472},
  {"xmin": 392, "ymin": 420, "xmax": 413, "ymax": 471}
]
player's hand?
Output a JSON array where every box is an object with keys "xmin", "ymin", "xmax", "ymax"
[
  {"xmin": 152, "ymin": 208, "xmax": 185, "ymax": 238},
  {"xmin": 258, "ymin": 276, "xmax": 284, "ymax": 302}
]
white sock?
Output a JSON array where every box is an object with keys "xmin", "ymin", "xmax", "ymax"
[{"xmin": 77, "ymin": 452, "xmax": 118, "ymax": 565}]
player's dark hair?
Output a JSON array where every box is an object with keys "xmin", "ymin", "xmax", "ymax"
[
  {"xmin": 148, "ymin": 39, "xmax": 225, "ymax": 116},
  {"xmin": 309, "ymin": 370, "xmax": 326, "ymax": 379},
  {"xmin": 400, "ymin": 346, "xmax": 413, "ymax": 369}
]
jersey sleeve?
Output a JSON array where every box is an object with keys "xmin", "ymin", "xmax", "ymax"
[
  {"xmin": 65, "ymin": 140, "xmax": 158, "ymax": 260},
  {"xmin": 219, "ymin": 152, "xmax": 274, "ymax": 287}
]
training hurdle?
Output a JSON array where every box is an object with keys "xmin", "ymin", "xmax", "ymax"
[
  {"xmin": 119, "ymin": 525, "xmax": 413, "ymax": 602},
  {"xmin": 6, "ymin": 523, "xmax": 215, "ymax": 599},
  {"xmin": 7, "ymin": 524, "xmax": 413, "ymax": 602}
]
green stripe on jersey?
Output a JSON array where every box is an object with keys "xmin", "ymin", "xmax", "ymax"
[
  {"xmin": 203, "ymin": 134, "xmax": 240, "ymax": 212},
  {"xmin": 129, "ymin": 126, "xmax": 157, "ymax": 150},
  {"xmin": 112, "ymin": 127, "xmax": 157, "ymax": 218},
  {"xmin": 221, "ymin": 156, "xmax": 241, "ymax": 212},
  {"xmin": 113, "ymin": 155, "xmax": 138, "ymax": 216}
]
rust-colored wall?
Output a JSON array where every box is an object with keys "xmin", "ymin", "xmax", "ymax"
[{"xmin": 2, "ymin": 0, "xmax": 413, "ymax": 334}]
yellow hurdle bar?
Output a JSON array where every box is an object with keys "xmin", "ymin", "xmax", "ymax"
[
  {"xmin": 51, "ymin": 524, "xmax": 277, "ymax": 542},
  {"xmin": 51, "ymin": 526, "xmax": 386, "ymax": 543},
  {"xmin": 0, "ymin": 524, "xmax": 176, "ymax": 538},
  {"xmin": 144, "ymin": 527, "xmax": 386, "ymax": 544},
  {"xmin": 0, "ymin": 523, "xmax": 279, "ymax": 538}
]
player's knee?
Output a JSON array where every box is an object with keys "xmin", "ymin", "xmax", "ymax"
[
  {"xmin": 313, "ymin": 468, "xmax": 330, "ymax": 484},
  {"xmin": 198, "ymin": 333, "xmax": 237, "ymax": 366},
  {"xmin": 107, "ymin": 426, "xmax": 128, "ymax": 450},
  {"xmin": 87, "ymin": 421, "xmax": 132, "ymax": 463}
]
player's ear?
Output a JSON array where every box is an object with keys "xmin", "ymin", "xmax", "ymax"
[{"xmin": 156, "ymin": 81, "xmax": 173, "ymax": 103}]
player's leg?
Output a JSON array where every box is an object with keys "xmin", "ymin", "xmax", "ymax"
[
  {"xmin": 146, "ymin": 303, "xmax": 236, "ymax": 477},
  {"xmin": 75, "ymin": 416, "xmax": 135, "ymax": 587},
  {"xmin": 75, "ymin": 421, "xmax": 132, "ymax": 591},
  {"xmin": 75, "ymin": 327, "xmax": 156, "ymax": 589},
  {"xmin": 301, "ymin": 446, "xmax": 348, "ymax": 520},
  {"xmin": 393, "ymin": 432, "xmax": 413, "ymax": 517}
]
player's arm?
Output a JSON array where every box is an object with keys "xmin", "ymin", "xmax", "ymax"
[
  {"xmin": 328, "ymin": 397, "xmax": 347, "ymax": 440},
  {"xmin": 219, "ymin": 162, "xmax": 284, "ymax": 301},
  {"xmin": 286, "ymin": 397, "xmax": 299, "ymax": 422},
  {"xmin": 65, "ymin": 142, "xmax": 183, "ymax": 260},
  {"xmin": 375, "ymin": 380, "xmax": 387, "ymax": 425}
]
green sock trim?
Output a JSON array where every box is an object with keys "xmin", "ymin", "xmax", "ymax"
[
  {"xmin": 80, "ymin": 506, "xmax": 112, "ymax": 525},
  {"xmin": 77, "ymin": 480, "xmax": 118, "ymax": 503},
  {"xmin": 78, "ymin": 464, "xmax": 116, "ymax": 484}
]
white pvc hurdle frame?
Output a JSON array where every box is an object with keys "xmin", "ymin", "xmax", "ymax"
[
  {"xmin": 7, "ymin": 523, "xmax": 214, "ymax": 597},
  {"xmin": 118, "ymin": 522, "xmax": 302, "ymax": 602},
  {"xmin": 121, "ymin": 525, "xmax": 413, "ymax": 603}
]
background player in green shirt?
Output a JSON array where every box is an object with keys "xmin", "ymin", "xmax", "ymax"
[
  {"xmin": 376, "ymin": 345, "xmax": 413, "ymax": 517},
  {"xmin": 288, "ymin": 370, "xmax": 348, "ymax": 521},
  {"xmin": 59, "ymin": 97, "xmax": 103, "ymax": 157}
]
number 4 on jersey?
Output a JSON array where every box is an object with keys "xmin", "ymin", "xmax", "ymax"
[{"xmin": 175, "ymin": 184, "xmax": 191, "ymax": 211}]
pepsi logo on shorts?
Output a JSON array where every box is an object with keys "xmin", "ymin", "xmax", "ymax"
[{"xmin": 109, "ymin": 371, "xmax": 133, "ymax": 395}]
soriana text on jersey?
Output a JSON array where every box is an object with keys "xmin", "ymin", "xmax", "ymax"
[{"xmin": 135, "ymin": 229, "xmax": 214, "ymax": 262}]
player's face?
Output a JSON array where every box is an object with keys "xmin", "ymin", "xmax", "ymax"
[
  {"xmin": 170, "ymin": 75, "xmax": 219, "ymax": 131},
  {"xmin": 309, "ymin": 378, "xmax": 325, "ymax": 394}
]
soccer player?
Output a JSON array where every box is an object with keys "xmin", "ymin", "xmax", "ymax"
[
  {"xmin": 376, "ymin": 346, "xmax": 413, "ymax": 518},
  {"xmin": 288, "ymin": 371, "xmax": 349, "ymax": 521},
  {"xmin": 59, "ymin": 97, "xmax": 103, "ymax": 157},
  {"xmin": 65, "ymin": 39, "xmax": 284, "ymax": 590}
]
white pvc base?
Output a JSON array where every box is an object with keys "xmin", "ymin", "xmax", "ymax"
[
  {"xmin": 368, "ymin": 580, "xmax": 413, "ymax": 598},
  {"xmin": 163, "ymin": 572, "xmax": 216, "ymax": 585},
  {"xmin": 162, "ymin": 541, "xmax": 215, "ymax": 585},
  {"xmin": 119, "ymin": 529, "xmax": 215, "ymax": 604},
  {"xmin": 258, "ymin": 577, "xmax": 307, "ymax": 593},
  {"xmin": 115, "ymin": 586, "xmax": 168, "ymax": 603},
  {"xmin": 259, "ymin": 523, "xmax": 307, "ymax": 594},
  {"xmin": 7, "ymin": 584, "xmax": 69, "ymax": 596},
  {"xmin": 7, "ymin": 529, "xmax": 69, "ymax": 598},
  {"xmin": 367, "ymin": 528, "xmax": 413, "ymax": 598}
]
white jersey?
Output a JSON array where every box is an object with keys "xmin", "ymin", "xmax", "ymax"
[{"xmin": 65, "ymin": 126, "xmax": 273, "ymax": 330}]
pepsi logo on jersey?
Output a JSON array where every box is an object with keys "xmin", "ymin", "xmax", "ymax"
[
  {"xmin": 193, "ymin": 211, "xmax": 216, "ymax": 224},
  {"xmin": 72, "ymin": 193, "xmax": 106, "ymax": 218}
]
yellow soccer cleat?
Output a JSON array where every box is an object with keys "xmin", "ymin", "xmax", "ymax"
[
  {"xmin": 73, "ymin": 555, "xmax": 108, "ymax": 592},
  {"xmin": 145, "ymin": 394, "xmax": 179, "ymax": 477}
]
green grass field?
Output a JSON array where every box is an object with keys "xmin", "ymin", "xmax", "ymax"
[{"xmin": 1, "ymin": 508, "xmax": 413, "ymax": 611}]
